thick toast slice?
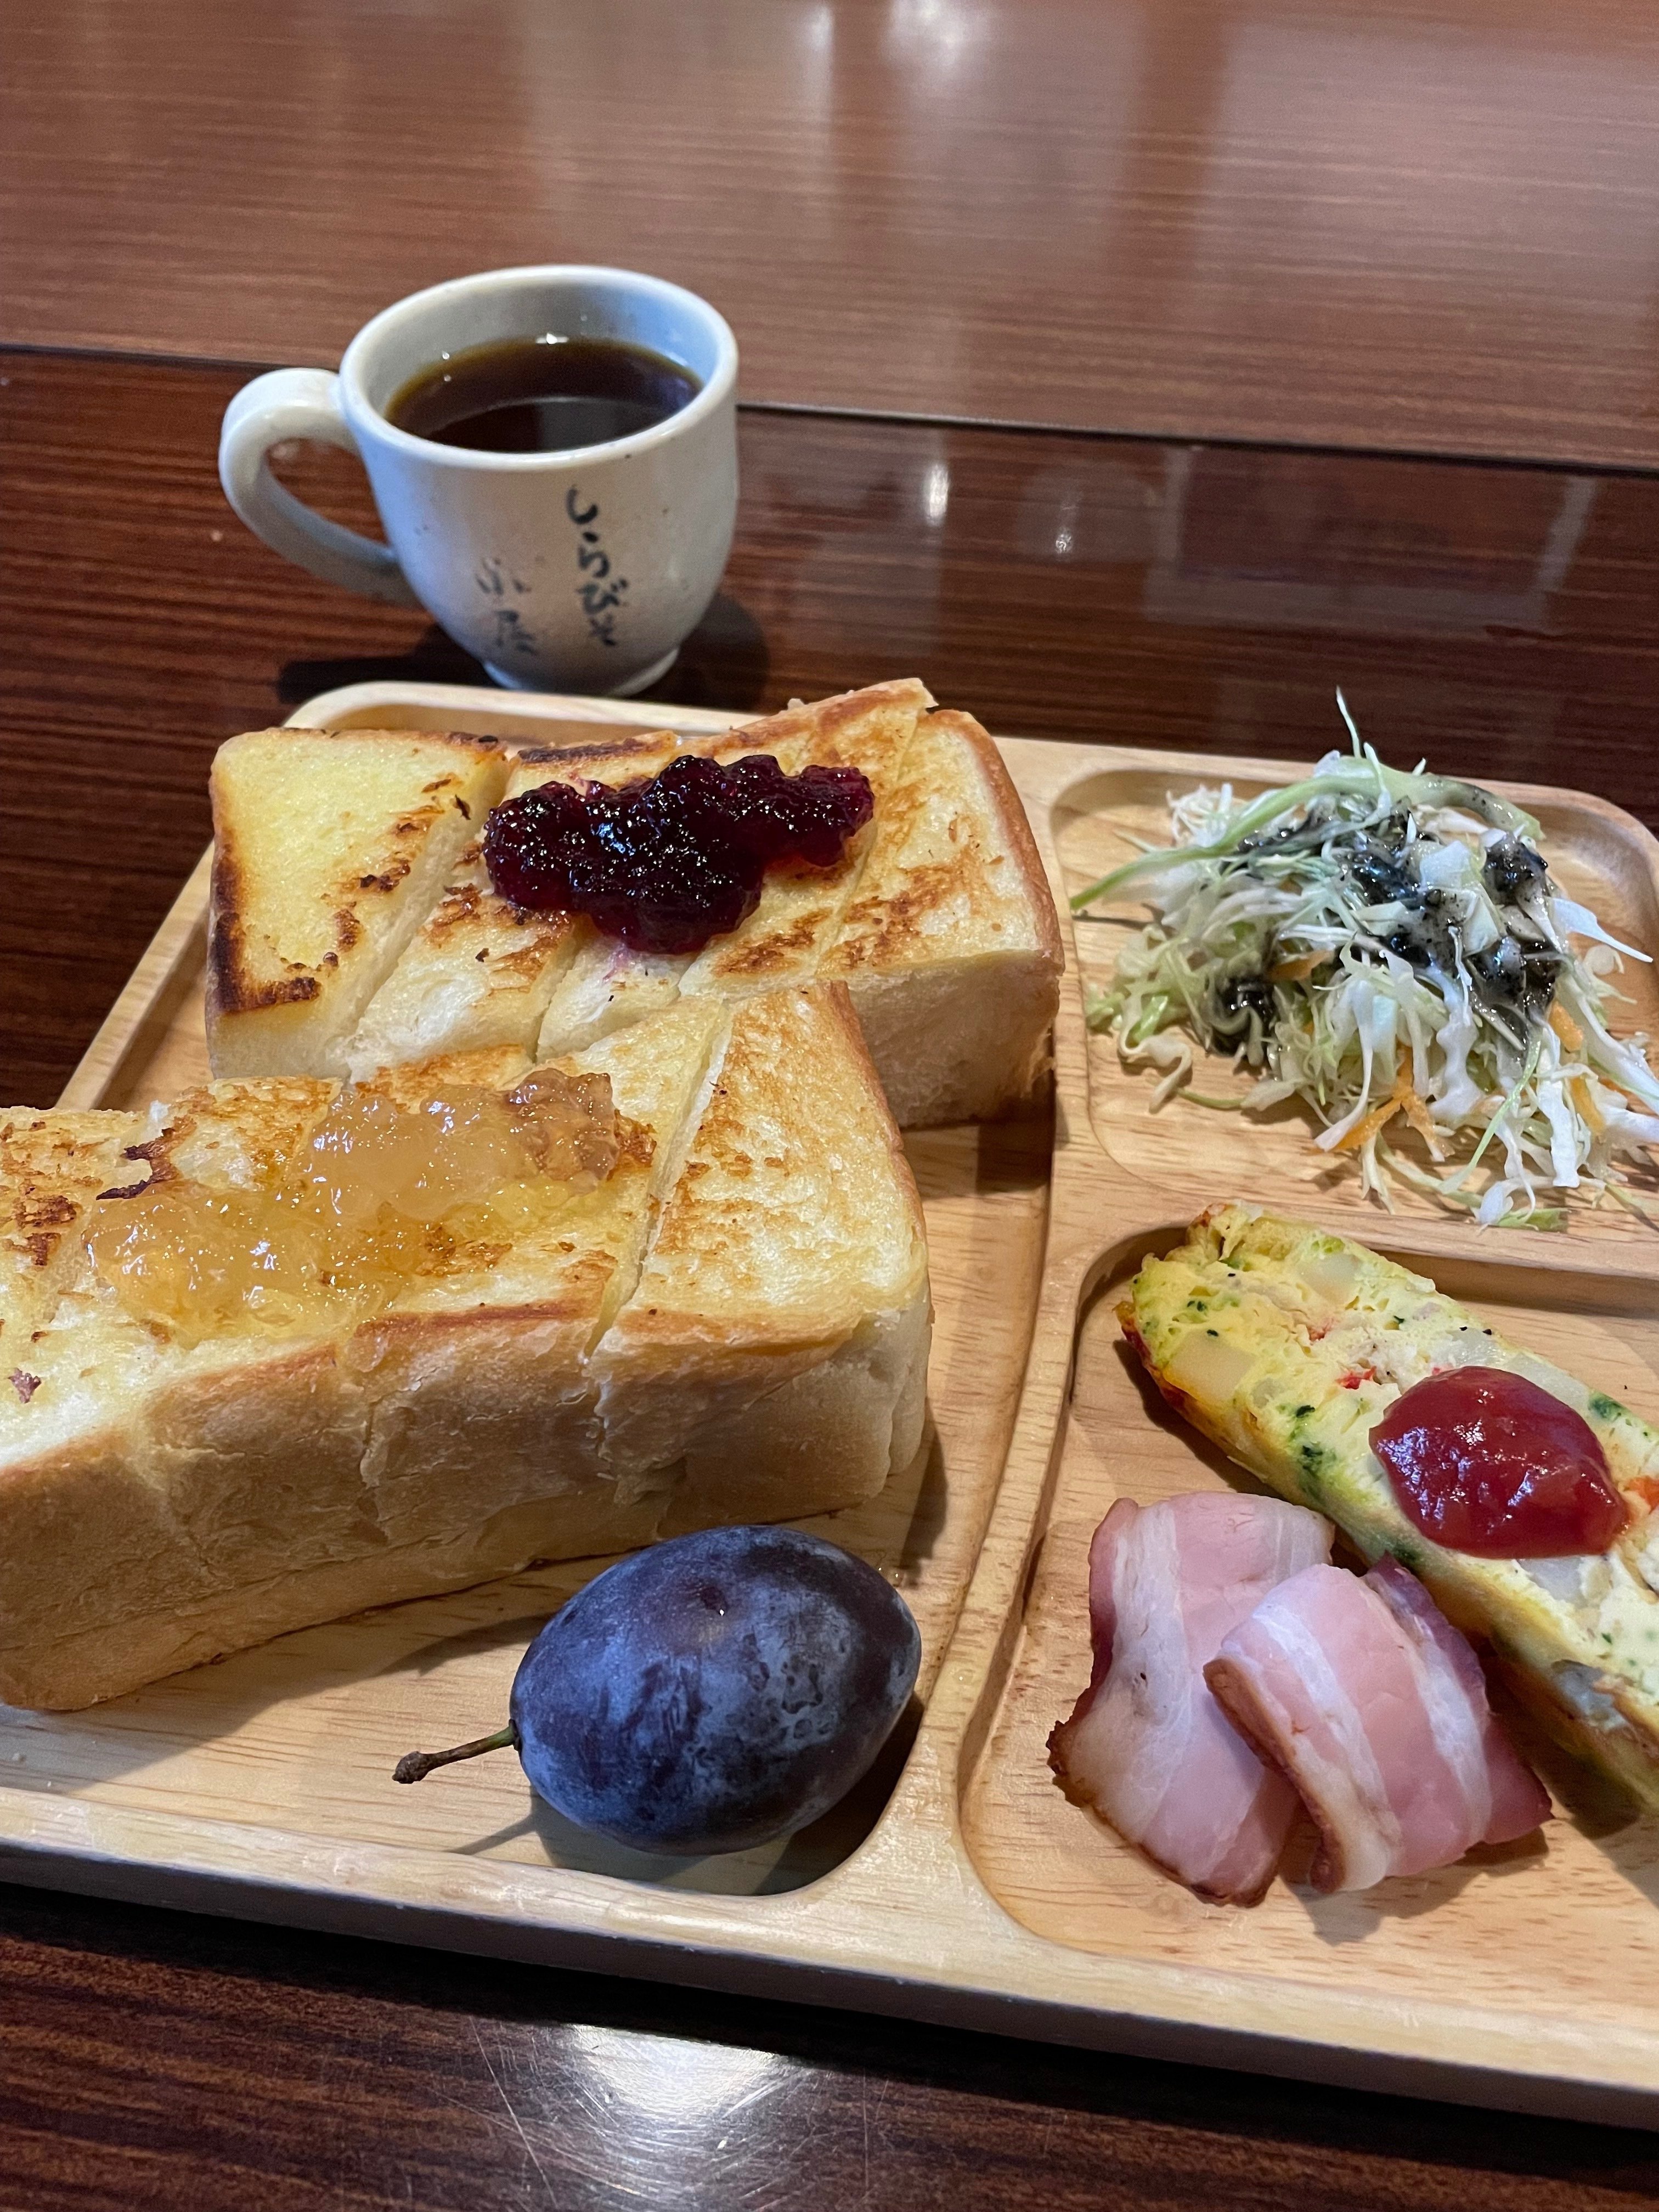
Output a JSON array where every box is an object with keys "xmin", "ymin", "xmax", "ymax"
[
  {"xmin": 1123, "ymin": 1205, "xmax": 1659, "ymax": 1814},
  {"xmin": 0, "ymin": 987, "xmax": 929, "ymax": 1707},
  {"xmin": 207, "ymin": 727, "xmax": 509, "ymax": 1079}
]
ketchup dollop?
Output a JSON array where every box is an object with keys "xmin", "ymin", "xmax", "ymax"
[
  {"xmin": 483, "ymin": 753, "xmax": 874, "ymax": 955},
  {"xmin": 1370, "ymin": 1366, "xmax": 1628, "ymax": 1557}
]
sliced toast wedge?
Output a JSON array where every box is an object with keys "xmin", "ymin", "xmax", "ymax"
[
  {"xmin": 675, "ymin": 679, "xmax": 930, "ymax": 1000},
  {"xmin": 594, "ymin": 983, "xmax": 931, "ymax": 1526},
  {"xmin": 207, "ymin": 726, "xmax": 509, "ymax": 1079}
]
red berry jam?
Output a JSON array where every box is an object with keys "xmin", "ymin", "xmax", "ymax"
[
  {"xmin": 482, "ymin": 753, "xmax": 876, "ymax": 955},
  {"xmin": 1370, "ymin": 1366, "xmax": 1628, "ymax": 1557}
]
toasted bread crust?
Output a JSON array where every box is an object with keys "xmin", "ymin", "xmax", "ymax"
[
  {"xmin": 510, "ymin": 731, "xmax": 681, "ymax": 778},
  {"xmin": 713, "ymin": 678, "xmax": 934, "ymax": 764},
  {"xmin": 207, "ymin": 729, "xmax": 511, "ymax": 1081},
  {"xmin": 0, "ymin": 1403, "xmax": 884, "ymax": 1709}
]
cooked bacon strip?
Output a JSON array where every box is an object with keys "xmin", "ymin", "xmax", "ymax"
[
  {"xmin": 1048, "ymin": 1493, "xmax": 1333, "ymax": 1905},
  {"xmin": 1205, "ymin": 1559, "xmax": 1550, "ymax": 1892}
]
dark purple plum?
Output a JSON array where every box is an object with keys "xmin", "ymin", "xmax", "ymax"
[
  {"xmin": 512, "ymin": 1525, "xmax": 919, "ymax": 1853},
  {"xmin": 394, "ymin": 1526, "xmax": 921, "ymax": 1857}
]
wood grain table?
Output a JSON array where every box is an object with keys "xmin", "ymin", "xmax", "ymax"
[
  {"xmin": 9, "ymin": 0, "xmax": 1659, "ymax": 466},
  {"xmin": 9, "ymin": 342, "xmax": 1659, "ymax": 2207}
]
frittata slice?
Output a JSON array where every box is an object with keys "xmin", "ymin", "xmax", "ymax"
[{"xmin": 1122, "ymin": 1205, "xmax": 1659, "ymax": 1812}]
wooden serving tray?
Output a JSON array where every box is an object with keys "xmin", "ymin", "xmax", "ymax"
[{"xmin": 20, "ymin": 681, "xmax": 1659, "ymax": 2126}]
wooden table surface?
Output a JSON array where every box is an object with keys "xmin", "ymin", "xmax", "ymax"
[
  {"xmin": 10, "ymin": 342, "xmax": 1659, "ymax": 2209},
  {"xmin": 9, "ymin": 0, "xmax": 1659, "ymax": 466},
  {"xmin": 11, "ymin": 0, "xmax": 1659, "ymax": 2198}
]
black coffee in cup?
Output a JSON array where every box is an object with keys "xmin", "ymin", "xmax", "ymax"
[{"xmin": 387, "ymin": 335, "xmax": 701, "ymax": 454}]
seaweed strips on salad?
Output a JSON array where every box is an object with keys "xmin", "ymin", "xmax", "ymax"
[{"xmin": 1073, "ymin": 697, "xmax": 1659, "ymax": 1228}]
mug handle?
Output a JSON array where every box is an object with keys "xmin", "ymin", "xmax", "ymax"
[{"xmin": 218, "ymin": 368, "xmax": 421, "ymax": 606}]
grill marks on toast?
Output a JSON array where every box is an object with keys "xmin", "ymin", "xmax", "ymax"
[
  {"xmin": 208, "ymin": 727, "xmax": 510, "ymax": 1079},
  {"xmin": 826, "ymin": 708, "xmax": 1060, "ymax": 977}
]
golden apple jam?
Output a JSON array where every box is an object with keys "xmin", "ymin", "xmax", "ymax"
[{"xmin": 84, "ymin": 1070, "xmax": 625, "ymax": 1344}]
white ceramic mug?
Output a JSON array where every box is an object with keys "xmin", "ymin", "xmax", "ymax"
[{"xmin": 219, "ymin": 266, "xmax": 738, "ymax": 696}]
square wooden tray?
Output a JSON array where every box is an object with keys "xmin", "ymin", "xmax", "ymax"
[{"xmin": 18, "ymin": 679, "xmax": 1659, "ymax": 2128}]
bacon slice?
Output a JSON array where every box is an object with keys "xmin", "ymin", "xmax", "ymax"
[
  {"xmin": 1205, "ymin": 1559, "xmax": 1551, "ymax": 1892},
  {"xmin": 1048, "ymin": 1493, "xmax": 1333, "ymax": 1905}
]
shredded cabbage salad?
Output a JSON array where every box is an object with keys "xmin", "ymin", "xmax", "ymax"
[{"xmin": 1074, "ymin": 698, "xmax": 1659, "ymax": 1228}]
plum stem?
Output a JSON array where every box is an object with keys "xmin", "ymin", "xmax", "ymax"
[{"xmin": 394, "ymin": 1724, "xmax": 518, "ymax": 1786}]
